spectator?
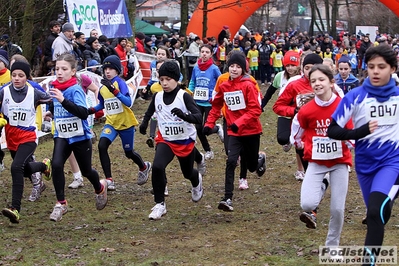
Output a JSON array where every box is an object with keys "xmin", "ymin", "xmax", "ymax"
[
  {"xmin": 98, "ymin": 35, "xmax": 116, "ymax": 63},
  {"xmin": 90, "ymin": 29, "xmax": 99, "ymax": 38},
  {"xmin": 74, "ymin": 32, "xmax": 87, "ymax": 55},
  {"xmin": 42, "ymin": 20, "xmax": 61, "ymax": 75},
  {"xmin": 114, "ymin": 37, "xmax": 128, "ymax": 79},
  {"xmin": 0, "ymin": 34, "xmax": 22, "ymax": 60},
  {"xmin": 51, "ymin": 22, "xmax": 75, "ymax": 61},
  {"xmin": 135, "ymin": 32, "xmax": 146, "ymax": 53}
]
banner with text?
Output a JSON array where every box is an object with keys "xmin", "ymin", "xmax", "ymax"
[{"xmin": 65, "ymin": 0, "xmax": 133, "ymax": 38}]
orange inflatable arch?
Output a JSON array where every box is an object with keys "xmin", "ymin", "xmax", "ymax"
[{"xmin": 187, "ymin": 0, "xmax": 399, "ymax": 39}]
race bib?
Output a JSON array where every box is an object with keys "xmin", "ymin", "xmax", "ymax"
[
  {"xmin": 193, "ymin": 87, "xmax": 209, "ymax": 101},
  {"xmin": 224, "ymin": 90, "xmax": 246, "ymax": 111},
  {"xmin": 56, "ymin": 117, "xmax": 84, "ymax": 138},
  {"xmin": 151, "ymin": 67, "xmax": 159, "ymax": 82},
  {"xmin": 365, "ymin": 97, "xmax": 399, "ymax": 126},
  {"xmin": 312, "ymin": 136, "xmax": 343, "ymax": 160},
  {"xmin": 251, "ymin": 57, "xmax": 258, "ymax": 63},
  {"xmin": 276, "ymin": 54, "xmax": 283, "ymax": 60},
  {"xmin": 8, "ymin": 106, "xmax": 31, "ymax": 127},
  {"xmin": 160, "ymin": 120, "xmax": 188, "ymax": 141},
  {"xmin": 104, "ymin": 97, "xmax": 123, "ymax": 115}
]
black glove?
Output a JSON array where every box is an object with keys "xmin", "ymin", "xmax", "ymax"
[
  {"xmin": 171, "ymin": 108, "xmax": 186, "ymax": 119},
  {"xmin": 145, "ymin": 84, "xmax": 151, "ymax": 92},
  {"xmin": 87, "ymin": 107, "xmax": 96, "ymax": 115},
  {"xmin": 101, "ymin": 79, "xmax": 119, "ymax": 95},
  {"xmin": 139, "ymin": 122, "xmax": 148, "ymax": 135},
  {"xmin": 203, "ymin": 126, "xmax": 212, "ymax": 136},
  {"xmin": 230, "ymin": 123, "xmax": 239, "ymax": 133}
]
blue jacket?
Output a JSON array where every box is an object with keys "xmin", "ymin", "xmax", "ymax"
[
  {"xmin": 334, "ymin": 73, "xmax": 359, "ymax": 94},
  {"xmin": 188, "ymin": 63, "xmax": 221, "ymax": 107}
]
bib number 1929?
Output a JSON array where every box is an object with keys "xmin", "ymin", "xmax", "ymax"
[{"xmin": 58, "ymin": 122, "xmax": 78, "ymax": 133}]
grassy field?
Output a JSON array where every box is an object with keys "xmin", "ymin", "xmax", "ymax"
[{"xmin": 0, "ymin": 89, "xmax": 398, "ymax": 265}]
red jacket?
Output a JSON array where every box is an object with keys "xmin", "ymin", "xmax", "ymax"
[
  {"xmin": 273, "ymin": 76, "xmax": 312, "ymax": 118},
  {"xmin": 115, "ymin": 44, "xmax": 128, "ymax": 78},
  {"xmin": 205, "ymin": 74, "xmax": 262, "ymax": 136},
  {"xmin": 135, "ymin": 38, "xmax": 145, "ymax": 53}
]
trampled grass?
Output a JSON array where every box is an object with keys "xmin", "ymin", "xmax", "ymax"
[{"xmin": 0, "ymin": 89, "xmax": 398, "ymax": 265}]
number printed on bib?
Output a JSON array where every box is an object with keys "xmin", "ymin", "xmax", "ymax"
[
  {"xmin": 193, "ymin": 87, "xmax": 209, "ymax": 101},
  {"xmin": 161, "ymin": 120, "xmax": 188, "ymax": 141},
  {"xmin": 365, "ymin": 97, "xmax": 399, "ymax": 126},
  {"xmin": 312, "ymin": 137, "xmax": 343, "ymax": 160},
  {"xmin": 224, "ymin": 90, "xmax": 246, "ymax": 111},
  {"xmin": 56, "ymin": 117, "xmax": 84, "ymax": 138},
  {"xmin": 8, "ymin": 106, "xmax": 30, "ymax": 127},
  {"xmin": 104, "ymin": 97, "xmax": 123, "ymax": 115},
  {"xmin": 251, "ymin": 57, "xmax": 258, "ymax": 63}
]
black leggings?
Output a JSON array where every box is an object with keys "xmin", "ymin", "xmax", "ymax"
[
  {"xmin": 223, "ymin": 118, "xmax": 247, "ymax": 179},
  {"xmin": 52, "ymin": 138, "xmax": 100, "ymax": 202},
  {"xmin": 195, "ymin": 105, "xmax": 218, "ymax": 152},
  {"xmin": 225, "ymin": 135, "xmax": 260, "ymax": 200},
  {"xmin": 9, "ymin": 142, "xmax": 46, "ymax": 212},
  {"xmin": 98, "ymin": 137, "xmax": 145, "ymax": 178},
  {"xmin": 152, "ymin": 143, "xmax": 199, "ymax": 203},
  {"xmin": 276, "ymin": 116, "xmax": 291, "ymax": 145}
]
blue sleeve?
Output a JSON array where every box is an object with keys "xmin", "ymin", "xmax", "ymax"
[
  {"xmin": 92, "ymin": 93, "xmax": 105, "ymax": 112},
  {"xmin": 147, "ymin": 60, "xmax": 157, "ymax": 86},
  {"xmin": 115, "ymin": 80, "xmax": 132, "ymax": 107},
  {"xmin": 28, "ymin": 80, "xmax": 46, "ymax": 92}
]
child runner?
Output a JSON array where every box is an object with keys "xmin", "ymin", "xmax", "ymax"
[
  {"xmin": 88, "ymin": 55, "xmax": 151, "ymax": 190},
  {"xmin": 291, "ymin": 65, "xmax": 352, "ymax": 250},
  {"xmin": 335, "ymin": 56, "xmax": 360, "ymax": 95},
  {"xmin": 0, "ymin": 62, "xmax": 53, "ymax": 223},
  {"xmin": 213, "ymin": 50, "xmax": 263, "ymax": 191},
  {"xmin": 328, "ymin": 44, "xmax": 399, "ymax": 265},
  {"xmin": 188, "ymin": 44, "xmax": 223, "ymax": 160},
  {"xmin": 49, "ymin": 53, "xmax": 107, "ymax": 222},
  {"xmin": 273, "ymin": 53, "xmax": 323, "ymax": 180},
  {"xmin": 247, "ymin": 43, "xmax": 259, "ymax": 79},
  {"xmin": 203, "ymin": 53, "xmax": 266, "ymax": 211},
  {"xmin": 67, "ymin": 73, "xmax": 99, "ymax": 189},
  {"xmin": 139, "ymin": 60, "xmax": 203, "ymax": 220}
]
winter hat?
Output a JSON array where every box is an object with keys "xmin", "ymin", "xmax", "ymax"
[
  {"xmin": 102, "ymin": 55, "xmax": 122, "ymax": 74},
  {"xmin": 227, "ymin": 53, "xmax": 247, "ymax": 72},
  {"xmin": 62, "ymin": 23, "xmax": 74, "ymax": 32},
  {"xmin": 158, "ymin": 61, "xmax": 180, "ymax": 81},
  {"xmin": 86, "ymin": 37, "xmax": 97, "ymax": 47},
  {"xmin": 0, "ymin": 34, "xmax": 9, "ymax": 41},
  {"xmin": 0, "ymin": 49, "xmax": 9, "ymax": 67},
  {"xmin": 145, "ymin": 36, "xmax": 152, "ymax": 44},
  {"xmin": 282, "ymin": 50, "xmax": 300, "ymax": 67},
  {"xmin": 223, "ymin": 25, "xmax": 229, "ymax": 30},
  {"xmin": 118, "ymin": 37, "xmax": 127, "ymax": 44},
  {"xmin": 338, "ymin": 55, "xmax": 350, "ymax": 65},
  {"xmin": 11, "ymin": 61, "xmax": 30, "ymax": 77},
  {"xmin": 302, "ymin": 53, "xmax": 323, "ymax": 66}
]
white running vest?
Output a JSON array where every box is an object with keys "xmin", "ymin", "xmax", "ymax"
[
  {"xmin": 2, "ymin": 85, "xmax": 36, "ymax": 128},
  {"xmin": 155, "ymin": 90, "xmax": 197, "ymax": 141}
]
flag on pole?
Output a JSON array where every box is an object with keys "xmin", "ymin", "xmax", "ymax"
[{"xmin": 298, "ymin": 3, "xmax": 306, "ymax": 15}]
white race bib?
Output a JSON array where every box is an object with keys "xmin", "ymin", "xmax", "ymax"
[
  {"xmin": 312, "ymin": 136, "xmax": 343, "ymax": 160},
  {"xmin": 160, "ymin": 120, "xmax": 188, "ymax": 141},
  {"xmin": 251, "ymin": 57, "xmax": 258, "ymax": 63},
  {"xmin": 151, "ymin": 67, "xmax": 159, "ymax": 82},
  {"xmin": 56, "ymin": 117, "xmax": 84, "ymax": 138},
  {"xmin": 193, "ymin": 87, "xmax": 209, "ymax": 101},
  {"xmin": 104, "ymin": 97, "xmax": 123, "ymax": 115},
  {"xmin": 276, "ymin": 54, "xmax": 283, "ymax": 60},
  {"xmin": 224, "ymin": 90, "xmax": 246, "ymax": 111},
  {"xmin": 8, "ymin": 105, "xmax": 30, "ymax": 127},
  {"xmin": 365, "ymin": 97, "xmax": 399, "ymax": 126}
]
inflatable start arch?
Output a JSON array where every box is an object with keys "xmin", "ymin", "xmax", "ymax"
[{"xmin": 187, "ymin": 0, "xmax": 399, "ymax": 39}]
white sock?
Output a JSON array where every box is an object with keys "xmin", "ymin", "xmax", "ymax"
[{"xmin": 73, "ymin": 171, "xmax": 82, "ymax": 180}]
